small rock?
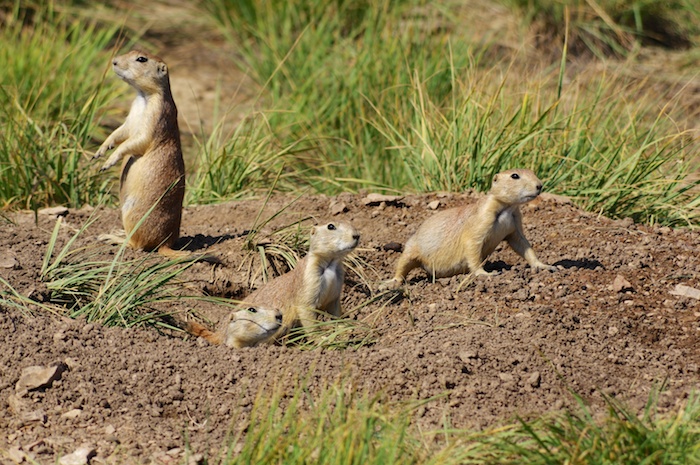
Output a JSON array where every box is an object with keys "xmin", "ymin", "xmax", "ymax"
[
  {"xmin": 458, "ymin": 350, "xmax": 477, "ymax": 363},
  {"xmin": 427, "ymin": 200, "xmax": 441, "ymax": 210},
  {"xmin": 608, "ymin": 326, "xmax": 619, "ymax": 336},
  {"xmin": 329, "ymin": 200, "xmax": 347, "ymax": 215},
  {"xmin": 7, "ymin": 393, "xmax": 26, "ymax": 415},
  {"xmin": 498, "ymin": 373, "xmax": 514, "ymax": 383},
  {"xmin": 0, "ymin": 256, "xmax": 19, "ymax": 269},
  {"xmin": 104, "ymin": 424, "xmax": 116, "ymax": 435},
  {"xmin": 15, "ymin": 363, "xmax": 67, "ymax": 396},
  {"xmin": 527, "ymin": 372, "xmax": 541, "ymax": 388},
  {"xmin": 187, "ymin": 453, "xmax": 205, "ymax": 465},
  {"xmin": 612, "ymin": 274, "xmax": 633, "ymax": 293},
  {"xmin": 58, "ymin": 446, "xmax": 96, "ymax": 465},
  {"xmin": 617, "ymin": 217, "xmax": 634, "ymax": 228},
  {"xmin": 8, "ymin": 395, "xmax": 47, "ymax": 425},
  {"xmin": 39, "ymin": 206, "xmax": 69, "ymax": 217},
  {"xmin": 81, "ymin": 323, "xmax": 95, "ymax": 334},
  {"xmin": 8, "ymin": 447, "xmax": 26, "ymax": 463},
  {"xmin": 362, "ymin": 193, "xmax": 402, "ymax": 206},
  {"xmin": 382, "ymin": 242, "xmax": 402, "ymax": 252},
  {"xmin": 670, "ymin": 284, "xmax": 700, "ymax": 300},
  {"xmin": 61, "ymin": 409, "xmax": 82, "ymax": 419}
]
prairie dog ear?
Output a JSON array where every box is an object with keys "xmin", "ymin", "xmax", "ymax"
[
  {"xmin": 493, "ymin": 173, "xmax": 499, "ymax": 184},
  {"xmin": 157, "ymin": 63, "xmax": 168, "ymax": 77}
]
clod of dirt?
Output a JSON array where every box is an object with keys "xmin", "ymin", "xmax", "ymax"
[
  {"xmin": 383, "ymin": 241, "xmax": 403, "ymax": 252},
  {"xmin": 329, "ymin": 200, "xmax": 348, "ymax": 215},
  {"xmin": 58, "ymin": 446, "xmax": 96, "ymax": 465},
  {"xmin": 427, "ymin": 200, "xmax": 441, "ymax": 210},
  {"xmin": 15, "ymin": 363, "xmax": 67, "ymax": 396},
  {"xmin": 362, "ymin": 193, "xmax": 403, "ymax": 205},
  {"xmin": 38, "ymin": 206, "xmax": 69, "ymax": 218},
  {"xmin": 0, "ymin": 255, "xmax": 18, "ymax": 269},
  {"xmin": 670, "ymin": 284, "xmax": 700, "ymax": 300},
  {"xmin": 612, "ymin": 274, "xmax": 634, "ymax": 293},
  {"xmin": 7, "ymin": 394, "xmax": 47, "ymax": 425},
  {"xmin": 8, "ymin": 446, "xmax": 28, "ymax": 463}
]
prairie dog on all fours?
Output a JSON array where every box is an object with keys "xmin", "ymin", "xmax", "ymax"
[
  {"xmin": 246, "ymin": 221, "xmax": 360, "ymax": 338},
  {"xmin": 186, "ymin": 305, "xmax": 283, "ymax": 348},
  {"xmin": 94, "ymin": 50, "xmax": 186, "ymax": 258},
  {"xmin": 385, "ymin": 168, "xmax": 556, "ymax": 287}
]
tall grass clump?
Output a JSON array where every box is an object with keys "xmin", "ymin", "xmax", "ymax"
[
  {"xmin": 201, "ymin": 0, "xmax": 477, "ymax": 192},
  {"xmin": 39, "ymin": 217, "xmax": 198, "ymax": 328},
  {"xmin": 219, "ymin": 382, "xmax": 436, "ymax": 464},
  {"xmin": 212, "ymin": 382, "xmax": 700, "ymax": 464},
  {"xmin": 476, "ymin": 392, "xmax": 700, "ymax": 464},
  {"xmin": 200, "ymin": 0, "xmax": 699, "ymax": 226},
  {"xmin": 0, "ymin": 3, "xmax": 123, "ymax": 211},
  {"xmin": 187, "ymin": 112, "xmax": 317, "ymax": 203},
  {"xmin": 501, "ymin": 0, "xmax": 700, "ymax": 57}
]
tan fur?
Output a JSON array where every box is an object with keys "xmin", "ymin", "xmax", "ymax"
[
  {"xmin": 245, "ymin": 221, "xmax": 360, "ymax": 337},
  {"xmin": 186, "ymin": 305, "xmax": 283, "ymax": 348},
  {"xmin": 94, "ymin": 50, "xmax": 186, "ymax": 258},
  {"xmin": 385, "ymin": 168, "xmax": 556, "ymax": 287}
]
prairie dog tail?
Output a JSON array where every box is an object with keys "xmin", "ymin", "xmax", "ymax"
[
  {"xmin": 158, "ymin": 245, "xmax": 193, "ymax": 259},
  {"xmin": 159, "ymin": 245, "xmax": 221, "ymax": 264},
  {"xmin": 186, "ymin": 321, "xmax": 222, "ymax": 345}
]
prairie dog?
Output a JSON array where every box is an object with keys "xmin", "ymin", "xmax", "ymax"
[
  {"xmin": 246, "ymin": 221, "xmax": 360, "ymax": 336},
  {"xmin": 386, "ymin": 169, "xmax": 556, "ymax": 287},
  {"xmin": 187, "ymin": 305, "xmax": 283, "ymax": 348},
  {"xmin": 94, "ymin": 50, "xmax": 186, "ymax": 258}
]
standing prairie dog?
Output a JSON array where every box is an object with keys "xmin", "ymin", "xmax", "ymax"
[
  {"xmin": 385, "ymin": 168, "xmax": 556, "ymax": 287},
  {"xmin": 247, "ymin": 221, "xmax": 360, "ymax": 337},
  {"xmin": 94, "ymin": 50, "xmax": 186, "ymax": 258},
  {"xmin": 186, "ymin": 305, "xmax": 283, "ymax": 348}
]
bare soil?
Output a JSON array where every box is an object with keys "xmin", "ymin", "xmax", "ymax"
[{"xmin": 1, "ymin": 191, "xmax": 699, "ymax": 463}]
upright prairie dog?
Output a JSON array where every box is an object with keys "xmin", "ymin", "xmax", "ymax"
[
  {"xmin": 187, "ymin": 305, "xmax": 283, "ymax": 348},
  {"xmin": 385, "ymin": 168, "xmax": 556, "ymax": 287},
  {"xmin": 94, "ymin": 50, "xmax": 186, "ymax": 258},
  {"xmin": 247, "ymin": 221, "xmax": 360, "ymax": 337}
]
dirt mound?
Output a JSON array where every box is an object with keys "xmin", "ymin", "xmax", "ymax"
[{"xmin": 1, "ymin": 193, "xmax": 699, "ymax": 463}]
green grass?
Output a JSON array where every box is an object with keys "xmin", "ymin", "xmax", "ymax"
[
  {"xmin": 36, "ymin": 215, "xmax": 199, "ymax": 327},
  {"xmin": 210, "ymin": 381, "xmax": 700, "ymax": 464},
  {"xmin": 475, "ymin": 391, "xmax": 700, "ymax": 464},
  {"xmin": 199, "ymin": 0, "xmax": 700, "ymax": 226},
  {"xmin": 0, "ymin": 3, "xmax": 125, "ymax": 211},
  {"xmin": 1, "ymin": 0, "xmax": 698, "ymax": 226},
  {"xmin": 500, "ymin": 0, "xmax": 700, "ymax": 56}
]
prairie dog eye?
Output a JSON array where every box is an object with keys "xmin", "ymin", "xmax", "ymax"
[
  {"xmin": 327, "ymin": 223, "xmax": 336, "ymax": 230},
  {"xmin": 510, "ymin": 173, "xmax": 520, "ymax": 180},
  {"xmin": 136, "ymin": 56, "xmax": 148, "ymax": 63},
  {"xmin": 247, "ymin": 307, "xmax": 257, "ymax": 313}
]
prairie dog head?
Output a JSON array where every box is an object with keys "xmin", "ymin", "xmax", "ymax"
[
  {"xmin": 490, "ymin": 169, "xmax": 543, "ymax": 205},
  {"xmin": 223, "ymin": 305, "xmax": 283, "ymax": 348},
  {"xmin": 112, "ymin": 50, "xmax": 169, "ymax": 95},
  {"xmin": 309, "ymin": 221, "xmax": 360, "ymax": 258}
]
